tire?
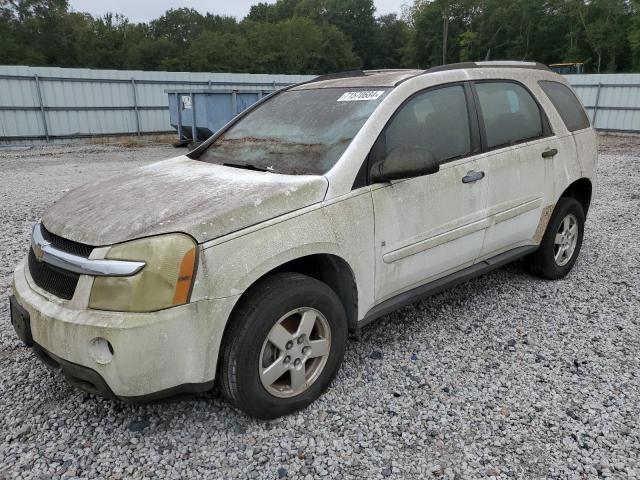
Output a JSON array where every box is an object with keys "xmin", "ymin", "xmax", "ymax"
[
  {"xmin": 219, "ymin": 272, "xmax": 348, "ymax": 419},
  {"xmin": 526, "ymin": 197, "xmax": 585, "ymax": 279}
]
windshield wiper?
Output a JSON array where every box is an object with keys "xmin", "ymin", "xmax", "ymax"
[{"xmin": 223, "ymin": 162, "xmax": 272, "ymax": 172}]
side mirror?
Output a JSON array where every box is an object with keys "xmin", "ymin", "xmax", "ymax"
[{"xmin": 370, "ymin": 146, "xmax": 440, "ymax": 183}]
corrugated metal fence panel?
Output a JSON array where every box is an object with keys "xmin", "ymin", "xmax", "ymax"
[
  {"xmin": 0, "ymin": 66, "xmax": 313, "ymax": 143},
  {"xmin": 566, "ymin": 74, "xmax": 640, "ymax": 133},
  {"xmin": 0, "ymin": 67, "xmax": 42, "ymax": 139},
  {"xmin": 4, "ymin": 67, "xmax": 640, "ymax": 142}
]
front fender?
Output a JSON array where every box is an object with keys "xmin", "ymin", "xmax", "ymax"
[
  {"xmin": 192, "ymin": 191, "xmax": 376, "ymax": 321},
  {"xmin": 228, "ymin": 242, "xmax": 347, "ymax": 294}
]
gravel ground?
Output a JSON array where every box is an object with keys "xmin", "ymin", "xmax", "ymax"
[{"xmin": 0, "ymin": 137, "xmax": 639, "ymax": 479}]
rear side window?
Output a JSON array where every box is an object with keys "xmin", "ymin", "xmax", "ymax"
[
  {"xmin": 383, "ymin": 85, "xmax": 471, "ymax": 163},
  {"xmin": 539, "ymin": 80, "xmax": 590, "ymax": 132},
  {"xmin": 475, "ymin": 81, "xmax": 544, "ymax": 149}
]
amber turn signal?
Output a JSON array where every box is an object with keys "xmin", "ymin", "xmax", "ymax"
[{"xmin": 173, "ymin": 247, "xmax": 197, "ymax": 305}]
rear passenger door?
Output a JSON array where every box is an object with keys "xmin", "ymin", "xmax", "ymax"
[{"xmin": 472, "ymin": 81, "xmax": 559, "ymax": 259}]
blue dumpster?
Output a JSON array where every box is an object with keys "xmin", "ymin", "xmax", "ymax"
[{"xmin": 167, "ymin": 88, "xmax": 280, "ymax": 144}]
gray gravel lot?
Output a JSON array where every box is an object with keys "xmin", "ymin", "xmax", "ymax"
[{"xmin": 0, "ymin": 137, "xmax": 639, "ymax": 479}]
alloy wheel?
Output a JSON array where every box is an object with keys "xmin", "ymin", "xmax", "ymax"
[
  {"xmin": 554, "ymin": 213, "xmax": 579, "ymax": 267},
  {"xmin": 258, "ymin": 307, "xmax": 331, "ymax": 398}
]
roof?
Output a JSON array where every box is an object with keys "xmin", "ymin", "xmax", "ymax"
[
  {"xmin": 291, "ymin": 70, "xmax": 423, "ymax": 89},
  {"xmin": 292, "ymin": 61, "xmax": 551, "ymax": 90}
]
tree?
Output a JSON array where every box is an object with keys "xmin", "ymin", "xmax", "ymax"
[
  {"xmin": 246, "ymin": 0, "xmax": 300, "ymax": 22},
  {"xmin": 629, "ymin": 0, "xmax": 640, "ymax": 69},
  {"xmin": 408, "ymin": 0, "xmax": 474, "ymax": 67},
  {"xmin": 149, "ymin": 8, "xmax": 205, "ymax": 46},
  {"xmin": 458, "ymin": 30, "xmax": 478, "ymax": 62},
  {"xmin": 371, "ymin": 14, "xmax": 411, "ymax": 68},
  {"xmin": 0, "ymin": 1, "xmax": 33, "ymax": 64},
  {"xmin": 571, "ymin": 0, "xmax": 629, "ymax": 72},
  {"xmin": 1, "ymin": 0, "xmax": 639, "ymax": 74},
  {"xmin": 186, "ymin": 17, "xmax": 358, "ymax": 74},
  {"xmin": 3, "ymin": 0, "xmax": 88, "ymax": 66},
  {"xmin": 296, "ymin": 0, "xmax": 377, "ymax": 67}
]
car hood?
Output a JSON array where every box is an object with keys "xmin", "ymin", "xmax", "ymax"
[{"xmin": 42, "ymin": 156, "xmax": 329, "ymax": 246}]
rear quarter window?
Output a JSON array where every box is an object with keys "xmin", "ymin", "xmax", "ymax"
[{"xmin": 539, "ymin": 81, "xmax": 590, "ymax": 132}]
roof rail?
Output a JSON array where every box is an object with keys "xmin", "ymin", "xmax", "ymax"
[
  {"xmin": 475, "ymin": 61, "xmax": 550, "ymax": 70},
  {"xmin": 363, "ymin": 69, "xmax": 416, "ymax": 74},
  {"xmin": 425, "ymin": 61, "xmax": 550, "ymax": 74},
  {"xmin": 301, "ymin": 68, "xmax": 425, "ymax": 86},
  {"xmin": 306, "ymin": 70, "xmax": 366, "ymax": 84}
]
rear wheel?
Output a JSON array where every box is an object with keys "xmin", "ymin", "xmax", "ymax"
[
  {"xmin": 526, "ymin": 197, "xmax": 585, "ymax": 279},
  {"xmin": 219, "ymin": 272, "xmax": 347, "ymax": 419}
]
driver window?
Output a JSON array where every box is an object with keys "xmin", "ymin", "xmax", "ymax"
[{"xmin": 383, "ymin": 85, "xmax": 472, "ymax": 164}]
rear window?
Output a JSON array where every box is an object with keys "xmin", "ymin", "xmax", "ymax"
[
  {"xmin": 475, "ymin": 81, "xmax": 544, "ymax": 149},
  {"xmin": 539, "ymin": 81, "xmax": 590, "ymax": 132}
]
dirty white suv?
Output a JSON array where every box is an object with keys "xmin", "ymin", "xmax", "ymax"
[{"xmin": 10, "ymin": 62, "xmax": 597, "ymax": 418}]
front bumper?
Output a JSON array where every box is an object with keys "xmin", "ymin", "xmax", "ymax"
[{"xmin": 11, "ymin": 258, "xmax": 239, "ymax": 399}]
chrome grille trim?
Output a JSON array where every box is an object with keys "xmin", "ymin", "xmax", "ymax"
[{"xmin": 31, "ymin": 222, "xmax": 145, "ymax": 277}]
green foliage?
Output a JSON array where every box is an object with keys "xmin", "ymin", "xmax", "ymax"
[
  {"xmin": 407, "ymin": 0, "xmax": 635, "ymax": 72},
  {"xmin": 372, "ymin": 14, "xmax": 411, "ymax": 68},
  {"xmin": 458, "ymin": 31, "xmax": 478, "ymax": 63},
  {"xmin": 630, "ymin": 1, "xmax": 640, "ymax": 69},
  {"xmin": 1, "ymin": 0, "xmax": 640, "ymax": 73},
  {"xmin": 184, "ymin": 17, "xmax": 359, "ymax": 74}
]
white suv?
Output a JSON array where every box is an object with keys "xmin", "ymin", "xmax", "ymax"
[{"xmin": 10, "ymin": 62, "xmax": 597, "ymax": 418}]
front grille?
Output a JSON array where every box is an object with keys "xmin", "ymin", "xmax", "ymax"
[
  {"xmin": 28, "ymin": 226, "xmax": 93, "ymax": 300},
  {"xmin": 40, "ymin": 225, "xmax": 93, "ymax": 258},
  {"xmin": 28, "ymin": 249, "xmax": 80, "ymax": 300}
]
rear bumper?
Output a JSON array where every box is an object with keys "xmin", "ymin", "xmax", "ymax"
[{"xmin": 11, "ymin": 258, "xmax": 239, "ymax": 399}]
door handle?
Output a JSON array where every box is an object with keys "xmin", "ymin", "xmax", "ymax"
[
  {"xmin": 542, "ymin": 148, "xmax": 558, "ymax": 158},
  {"xmin": 462, "ymin": 170, "xmax": 485, "ymax": 184}
]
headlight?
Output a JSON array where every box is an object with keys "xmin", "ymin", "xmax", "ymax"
[{"xmin": 89, "ymin": 234, "xmax": 197, "ymax": 312}]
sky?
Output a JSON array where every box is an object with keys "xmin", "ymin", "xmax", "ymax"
[{"xmin": 68, "ymin": 0, "xmax": 409, "ymax": 23}]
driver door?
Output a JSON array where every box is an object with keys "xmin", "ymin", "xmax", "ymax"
[{"xmin": 371, "ymin": 83, "xmax": 489, "ymax": 303}]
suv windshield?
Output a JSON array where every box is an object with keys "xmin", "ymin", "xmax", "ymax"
[{"xmin": 198, "ymin": 87, "xmax": 390, "ymax": 175}]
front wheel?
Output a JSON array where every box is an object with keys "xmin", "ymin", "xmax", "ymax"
[
  {"xmin": 526, "ymin": 197, "xmax": 585, "ymax": 279},
  {"xmin": 219, "ymin": 273, "xmax": 347, "ymax": 419}
]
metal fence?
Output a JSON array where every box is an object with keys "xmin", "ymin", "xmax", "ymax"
[
  {"xmin": 2, "ymin": 67, "xmax": 640, "ymax": 144},
  {"xmin": 0, "ymin": 66, "xmax": 313, "ymax": 144},
  {"xmin": 566, "ymin": 74, "xmax": 640, "ymax": 133}
]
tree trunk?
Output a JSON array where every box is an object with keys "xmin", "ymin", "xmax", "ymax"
[{"xmin": 442, "ymin": 14, "xmax": 449, "ymax": 65}]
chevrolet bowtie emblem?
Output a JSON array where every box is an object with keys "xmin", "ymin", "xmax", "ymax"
[{"xmin": 33, "ymin": 243, "xmax": 45, "ymax": 261}]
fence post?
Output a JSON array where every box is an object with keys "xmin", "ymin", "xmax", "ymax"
[
  {"xmin": 34, "ymin": 74, "xmax": 49, "ymax": 142},
  {"xmin": 176, "ymin": 93, "xmax": 183, "ymax": 143},
  {"xmin": 190, "ymin": 92, "xmax": 197, "ymax": 144},
  {"xmin": 592, "ymin": 82, "xmax": 602, "ymax": 128},
  {"xmin": 232, "ymin": 89, "xmax": 238, "ymax": 115},
  {"xmin": 131, "ymin": 78, "xmax": 141, "ymax": 136}
]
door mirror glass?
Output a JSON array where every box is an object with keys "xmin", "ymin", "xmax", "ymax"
[{"xmin": 370, "ymin": 146, "xmax": 440, "ymax": 183}]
